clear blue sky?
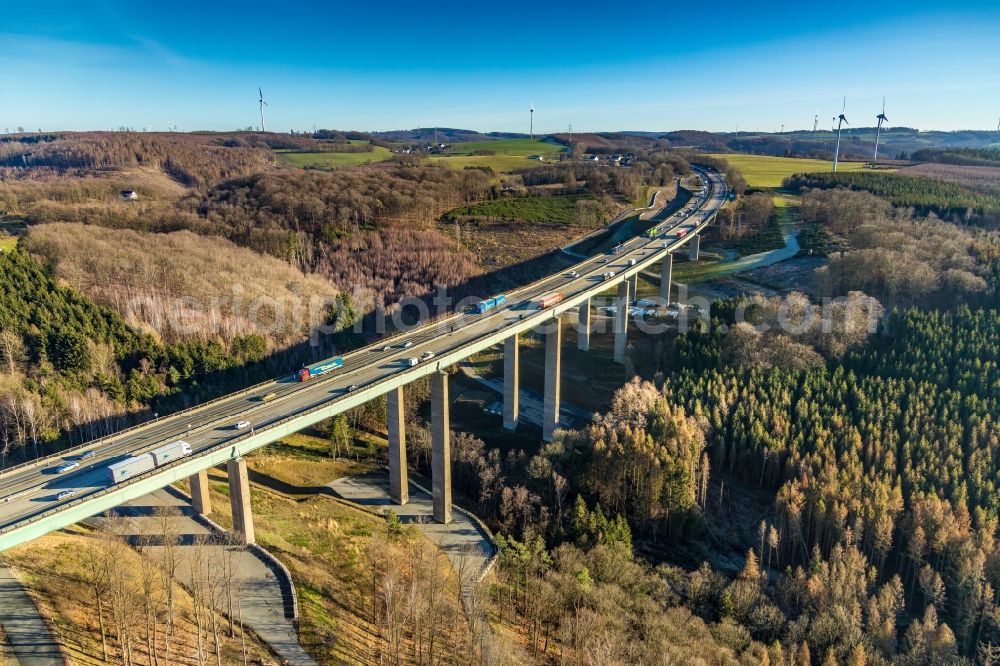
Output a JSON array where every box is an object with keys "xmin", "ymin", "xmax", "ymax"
[{"xmin": 2, "ymin": 0, "xmax": 999, "ymax": 134}]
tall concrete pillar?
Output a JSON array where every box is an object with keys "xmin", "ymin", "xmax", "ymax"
[
  {"xmin": 543, "ymin": 318, "xmax": 562, "ymax": 442},
  {"xmin": 629, "ymin": 273, "xmax": 638, "ymax": 302},
  {"xmin": 386, "ymin": 386, "xmax": 408, "ymax": 505},
  {"xmin": 431, "ymin": 372, "xmax": 452, "ymax": 524},
  {"xmin": 227, "ymin": 457, "xmax": 255, "ymax": 544},
  {"xmin": 613, "ymin": 280, "xmax": 630, "ymax": 365},
  {"xmin": 189, "ymin": 469, "xmax": 211, "ymax": 515},
  {"xmin": 660, "ymin": 253, "xmax": 673, "ymax": 304},
  {"xmin": 577, "ymin": 299, "xmax": 591, "ymax": 352},
  {"xmin": 503, "ymin": 334, "xmax": 519, "ymax": 430},
  {"xmin": 688, "ymin": 233, "xmax": 701, "ymax": 261}
]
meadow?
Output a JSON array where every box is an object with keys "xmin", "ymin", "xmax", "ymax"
[
  {"xmin": 430, "ymin": 138, "xmax": 566, "ymax": 172},
  {"xmin": 444, "ymin": 138, "xmax": 565, "ymax": 157},
  {"xmin": 708, "ymin": 153, "xmax": 872, "ymax": 188},
  {"xmin": 276, "ymin": 145, "xmax": 393, "ymax": 169}
]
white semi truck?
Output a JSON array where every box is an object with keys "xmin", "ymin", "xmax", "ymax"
[{"xmin": 107, "ymin": 440, "xmax": 192, "ymax": 484}]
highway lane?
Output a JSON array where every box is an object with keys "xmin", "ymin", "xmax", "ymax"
[{"xmin": 0, "ymin": 168, "xmax": 728, "ymax": 535}]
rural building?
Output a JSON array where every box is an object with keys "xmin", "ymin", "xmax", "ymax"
[{"xmin": 120, "ymin": 190, "xmax": 138, "ymax": 201}]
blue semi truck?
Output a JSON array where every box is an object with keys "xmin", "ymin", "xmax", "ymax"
[
  {"xmin": 298, "ymin": 357, "xmax": 344, "ymax": 382},
  {"xmin": 473, "ymin": 294, "xmax": 507, "ymax": 314}
]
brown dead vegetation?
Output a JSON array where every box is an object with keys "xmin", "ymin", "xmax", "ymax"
[{"xmin": 25, "ymin": 223, "xmax": 340, "ymax": 347}]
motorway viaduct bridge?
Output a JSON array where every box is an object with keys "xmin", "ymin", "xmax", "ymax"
[{"xmin": 0, "ymin": 168, "xmax": 728, "ymax": 552}]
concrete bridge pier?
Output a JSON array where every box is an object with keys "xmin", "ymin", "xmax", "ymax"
[
  {"xmin": 227, "ymin": 457, "xmax": 255, "ymax": 544},
  {"xmin": 660, "ymin": 253, "xmax": 673, "ymax": 305},
  {"xmin": 386, "ymin": 386, "xmax": 408, "ymax": 505},
  {"xmin": 503, "ymin": 333, "xmax": 519, "ymax": 430},
  {"xmin": 542, "ymin": 317, "xmax": 562, "ymax": 442},
  {"xmin": 577, "ymin": 299, "xmax": 591, "ymax": 352},
  {"xmin": 613, "ymin": 280, "xmax": 630, "ymax": 364},
  {"xmin": 628, "ymin": 273, "xmax": 638, "ymax": 303},
  {"xmin": 688, "ymin": 233, "xmax": 700, "ymax": 261},
  {"xmin": 431, "ymin": 371, "xmax": 452, "ymax": 524},
  {"xmin": 189, "ymin": 469, "xmax": 211, "ymax": 515}
]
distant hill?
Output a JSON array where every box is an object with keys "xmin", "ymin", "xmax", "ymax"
[
  {"xmin": 549, "ymin": 132, "xmax": 666, "ymax": 153},
  {"xmin": 702, "ymin": 128, "xmax": 1000, "ymax": 161},
  {"xmin": 371, "ymin": 127, "xmax": 531, "ymax": 143}
]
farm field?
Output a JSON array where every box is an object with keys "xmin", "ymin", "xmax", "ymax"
[
  {"xmin": 428, "ymin": 154, "xmax": 546, "ymax": 172},
  {"xmin": 430, "ymin": 137, "xmax": 566, "ymax": 172},
  {"xmin": 445, "ymin": 138, "xmax": 565, "ymax": 157},
  {"xmin": 707, "ymin": 153, "xmax": 875, "ymax": 187},
  {"xmin": 276, "ymin": 145, "xmax": 393, "ymax": 169}
]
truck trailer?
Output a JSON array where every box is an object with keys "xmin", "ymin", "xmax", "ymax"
[
  {"xmin": 298, "ymin": 357, "xmax": 344, "ymax": 382},
  {"xmin": 107, "ymin": 453, "xmax": 156, "ymax": 484},
  {"xmin": 473, "ymin": 294, "xmax": 507, "ymax": 314},
  {"xmin": 537, "ymin": 292, "xmax": 564, "ymax": 309},
  {"xmin": 108, "ymin": 440, "xmax": 195, "ymax": 485}
]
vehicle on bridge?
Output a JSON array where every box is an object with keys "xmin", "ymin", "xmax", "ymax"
[
  {"xmin": 108, "ymin": 454, "xmax": 156, "ymax": 484},
  {"xmin": 298, "ymin": 357, "xmax": 344, "ymax": 382},
  {"xmin": 150, "ymin": 440, "xmax": 193, "ymax": 465},
  {"xmin": 108, "ymin": 440, "xmax": 193, "ymax": 484},
  {"xmin": 677, "ymin": 229, "xmax": 688, "ymax": 238},
  {"xmin": 644, "ymin": 226, "xmax": 660, "ymax": 238},
  {"xmin": 538, "ymin": 292, "xmax": 564, "ymax": 308},
  {"xmin": 473, "ymin": 294, "xmax": 507, "ymax": 314},
  {"xmin": 610, "ymin": 244, "xmax": 625, "ymax": 255}
]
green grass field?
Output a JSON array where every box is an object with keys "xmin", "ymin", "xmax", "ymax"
[
  {"xmin": 0, "ymin": 236, "xmax": 16, "ymax": 252},
  {"xmin": 708, "ymin": 153, "xmax": 877, "ymax": 188},
  {"xmin": 445, "ymin": 138, "xmax": 564, "ymax": 157},
  {"xmin": 427, "ymin": 154, "xmax": 542, "ymax": 172},
  {"xmin": 277, "ymin": 145, "xmax": 393, "ymax": 169},
  {"xmin": 430, "ymin": 138, "xmax": 566, "ymax": 173}
]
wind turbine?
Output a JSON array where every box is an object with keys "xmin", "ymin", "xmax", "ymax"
[
  {"xmin": 833, "ymin": 96, "xmax": 848, "ymax": 172},
  {"xmin": 872, "ymin": 97, "xmax": 889, "ymax": 167},
  {"xmin": 258, "ymin": 87, "xmax": 268, "ymax": 132},
  {"xmin": 813, "ymin": 112, "xmax": 819, "ymax": 133},
  {"xmin": 529, "ymin": 103, "xmax": 534, "ymax": 139}
]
